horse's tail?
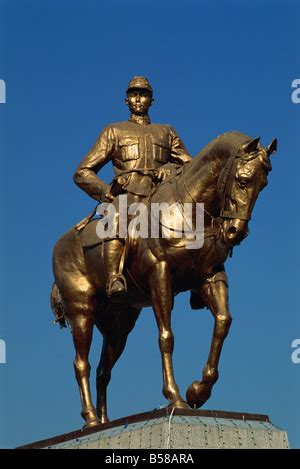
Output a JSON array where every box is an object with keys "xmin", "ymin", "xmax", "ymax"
[{"xmin": 50, "ymin": 282, "xmax": 67, "ymax": 329}]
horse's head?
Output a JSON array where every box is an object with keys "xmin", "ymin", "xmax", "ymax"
[{"xmin": 218, "ymin": 137, "xmax": 277, "ymax": 246}]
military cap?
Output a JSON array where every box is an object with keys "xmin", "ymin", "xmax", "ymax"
[{"xmin": 126, "ymin": 76, "xmax": 153, "ymax": 94}]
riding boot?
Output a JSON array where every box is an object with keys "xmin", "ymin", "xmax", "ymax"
[{"xmin": 103, "ymin": 239, "xmax": 127, "ymax": 297}]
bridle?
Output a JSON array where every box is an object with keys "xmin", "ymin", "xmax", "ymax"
[
  {"xmin": 182, "ymin": 150, "xmax": 262, "ymax": 225},
  {"xmin": 217, "ymin": 153, "xmax": 251, "ymax": 222}
]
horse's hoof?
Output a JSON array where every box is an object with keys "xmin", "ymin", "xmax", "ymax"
[
  {"xmin": 186, "ymin": 381, "xmax": 212, "ymax": 409},
  {"xmin": 82, "ymin": 417, "xmax": 101, "ymax": 429},
  {"xmin": 81, "ymin": 406, "xmax": 101, "ymax": 429},
  {"xmin": 100, "ymin": 416, "xmax": 110, "ymax": 424}
]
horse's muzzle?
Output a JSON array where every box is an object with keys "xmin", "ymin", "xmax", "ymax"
[{"xmin": 222, "ymin": 219, "xmax": 249, "ymax": 246}]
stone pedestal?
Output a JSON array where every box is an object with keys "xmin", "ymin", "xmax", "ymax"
[{"xmin": 18, "ymin": 408, "xmax": 289, "ymax": 449}]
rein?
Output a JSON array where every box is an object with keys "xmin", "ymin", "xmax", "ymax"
[
  {"xmin": 182, "ymin": 152, "xmax": 253, "ymax": 224},
  {"xmin": 181, "ymin": 177, "xmax": 220, "ymax": 229}
]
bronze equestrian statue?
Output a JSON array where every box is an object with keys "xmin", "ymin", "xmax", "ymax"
[{"xmin": 51, "ymin": 77, "xmax": 277, "ymax": 428}]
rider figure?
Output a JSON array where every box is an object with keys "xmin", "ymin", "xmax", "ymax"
[{"xmin": 74, "ymin": 76, "xmax": 192, "ymax": 297}]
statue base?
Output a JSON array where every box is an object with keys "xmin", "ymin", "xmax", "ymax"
[{"xmin": 18, "ymin": 408, "xmax": 289, "ymax": 449}]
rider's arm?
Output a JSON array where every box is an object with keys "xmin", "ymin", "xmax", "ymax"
[
  {"xmin": 169, "ymin": 126, "xmax": 193, "ymax": 165},
  {"xmin": 73, "ymin": 126, "xmax": 115, "ymax": 201}
]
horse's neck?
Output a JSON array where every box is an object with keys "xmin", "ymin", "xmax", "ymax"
[
  {"xmin": 176, "ymin": 131, "xmax": 249, "ymax": 219},
  {"xmin": 178, "ymin": 155, "xmax": 224, "ymax": 218},
  {"xmin": 172, "ymin": 132, "xmax": 251, "ymax": 221}
]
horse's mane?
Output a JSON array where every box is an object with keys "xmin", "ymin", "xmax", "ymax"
[
  {"xmin": 154, "ymin": 131, "xmax": 256, "ymax": 207},
  {"xmin": 192, "ymin": 131, "xmax": 253, "ymax": 169},
  {"xmin": 173, "ymin": 131, "xmax": 253, "ymax": 204}
]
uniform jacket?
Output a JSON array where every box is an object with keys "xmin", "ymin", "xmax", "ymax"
[{"xmin": 74, "ymin": 114, "xmax": 192, "ymax": 199}]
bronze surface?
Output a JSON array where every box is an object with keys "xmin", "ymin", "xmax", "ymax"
[{"xmin": 51, "ymin": 77, "xmax": 277, "ymax": 427}]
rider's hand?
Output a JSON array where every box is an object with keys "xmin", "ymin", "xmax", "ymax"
[
  {"xmin": 103, "ymin": 192, "xmax": 114, "ymax": 203},
  {"xmin": 156, "ymin": 166, "xmax": 172, "ymax": 182}
]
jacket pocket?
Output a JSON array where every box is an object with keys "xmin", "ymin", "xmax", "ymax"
[
  {"xmin": 119, "ymin": 137, "xmax": 139, "ymax": 161},
  {"xmin": 151, "ymin": 136, "xmax": 170, "ymax": 163}
]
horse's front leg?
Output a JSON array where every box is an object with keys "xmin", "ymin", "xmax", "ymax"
[
  {"xmin": 149, "ymin": 261, "xmax": 187, "ymax": 409},
  {"xmin": 186, "ymin": 271, "xmax": 232, "ymax": 408}
]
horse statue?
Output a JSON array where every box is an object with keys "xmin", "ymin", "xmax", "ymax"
[{"xmin": 51, "ymin": 131, "xmax": 277, "ymax": 428}]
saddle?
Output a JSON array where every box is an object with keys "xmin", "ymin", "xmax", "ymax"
[
  {"xmin": 79, "ymin": 163, "xmax": 185, "ymax": 249},
  {"xmin": 81, "ymin": 219, "xmax": 104, "ymax": 248}
]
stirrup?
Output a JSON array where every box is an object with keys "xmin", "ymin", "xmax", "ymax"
[{"xmin": 106, "ymin": 273, "xmax": 127, "ymax": 297}]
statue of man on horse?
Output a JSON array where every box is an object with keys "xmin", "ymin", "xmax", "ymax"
[{"xmin": 51, "ymin": 76, "xmax": 277, "ymax": 428}]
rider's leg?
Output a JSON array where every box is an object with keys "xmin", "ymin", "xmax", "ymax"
[
  {"xmin": 103, "ymin": 191, "xmax": 142, "ymax": 298},
  {"xmin": 104, "ymin": 239, "xmax": 126, "ymax": 297}
]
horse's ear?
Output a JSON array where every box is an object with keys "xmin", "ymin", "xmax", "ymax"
[
  {"xmin": 242, "ymin": 137, "xmax": 261, "ymax": 154},
  {"xmin": 266, "ymin": 138, "xmax": 277, "ymax": 156}
]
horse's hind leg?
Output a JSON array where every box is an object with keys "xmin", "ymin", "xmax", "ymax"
[
  {"xmin": 64, "ymin": 278, "xmax": 100, "ymax": 428},
  {"xmin": 96, "ymin": 307, "xmax": 141, "ymax": 423},
  {"xmin": 72, "ymin": 312, "xmax": 100, "ymax": 428},
  {"xmin": 186, "ymin": 271, "xmax": 232, "ymax": 408}
]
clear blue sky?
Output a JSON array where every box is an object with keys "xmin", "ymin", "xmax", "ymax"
[{"xmin": 0, "ymin": 0, "xmax": 299, "ymax": 449}]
